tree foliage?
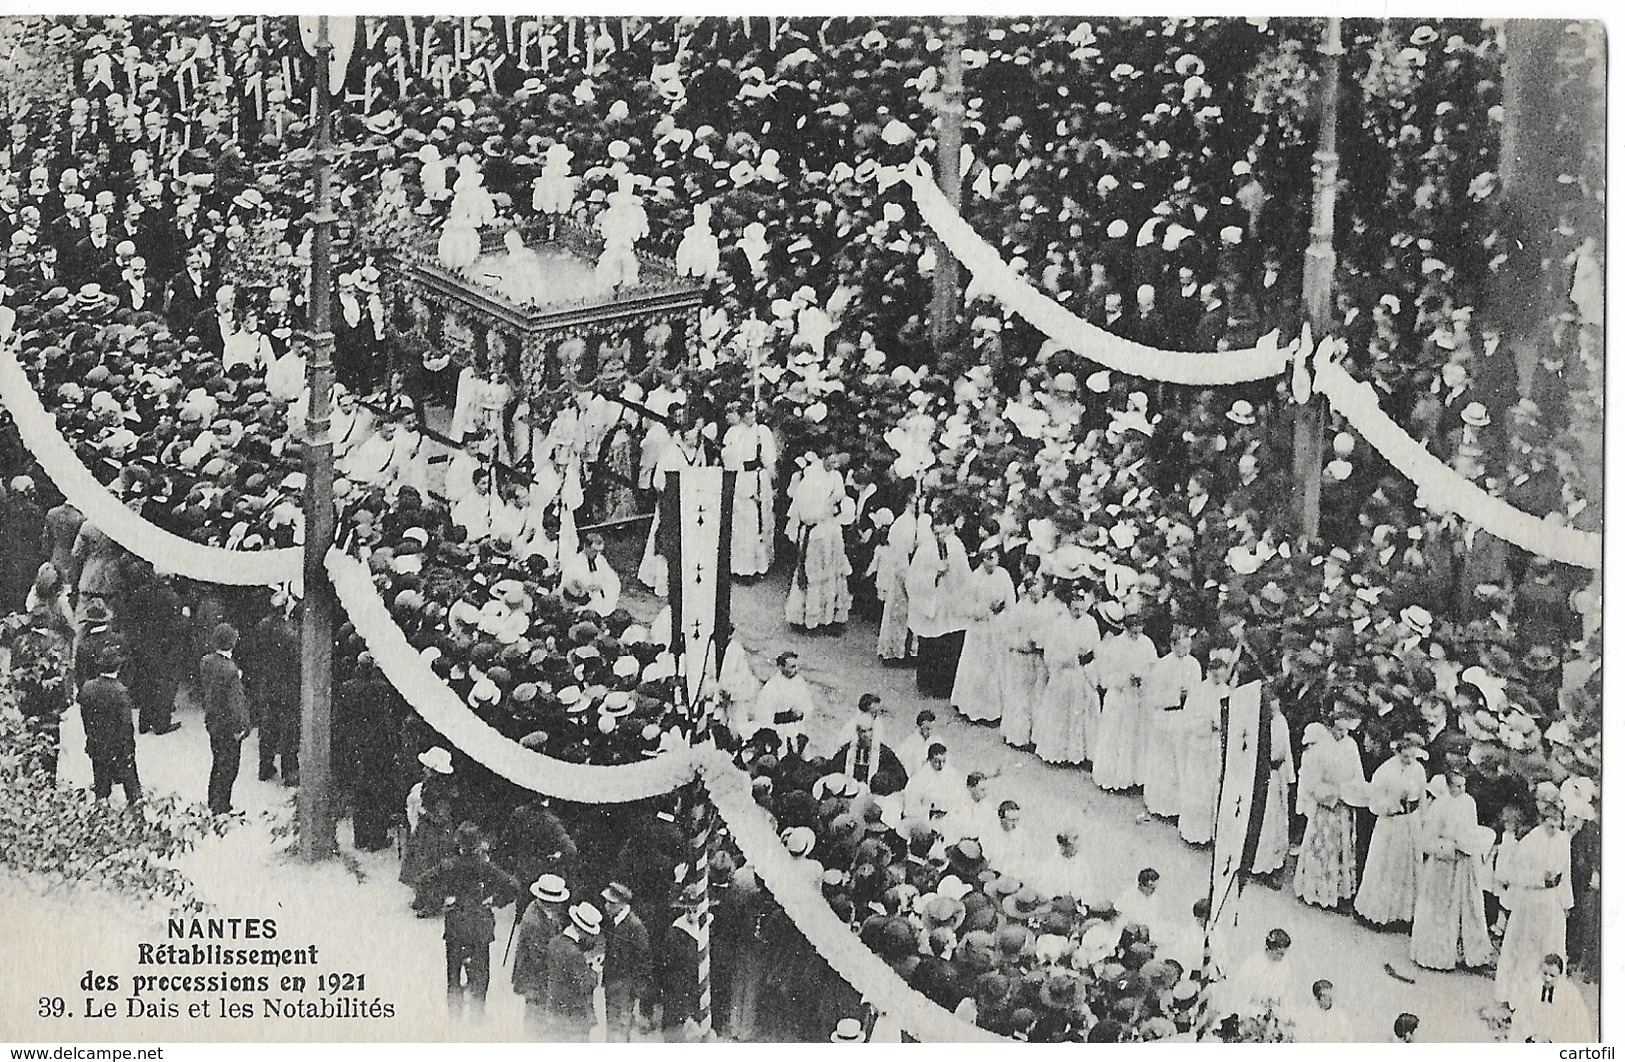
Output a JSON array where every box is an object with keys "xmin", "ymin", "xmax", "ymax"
[{"xmin": 0, "ymin": 687, "xmax": 237, "ymax": 914}]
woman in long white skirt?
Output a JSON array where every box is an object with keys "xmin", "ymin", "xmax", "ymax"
[
  {"xmin": 1143, "ymin": 627, "xmax": 1201, "ymax": 818},
  {"xmin": 1092, "ymin": 609, "xmax": 1158, "ymax": 790},
  {"xmin": 1178, "ymin": 649, "xmax": 1230, "ymax": 845},
  {"xmin": 1410, "ymin": 771, "xmax": 1495, "ymax": 970},
  {"xmin": 1495, "ymin": 800, "xmax": 1572, "ymax": 1003},
  {"xmin": 1030, "ymin": 596, "xmax": 1098, "ymax": 765},
  {"xmin": 998, "ymin": 576, "xmax": 1052, "ymax": 748},
  {"xmin": 950, "ymin": 550, "xmax": 1016, "ymax": 722},
  {"xmin": 1353, "ymin": 736, "xmax": 1429, "ymax": 925}
]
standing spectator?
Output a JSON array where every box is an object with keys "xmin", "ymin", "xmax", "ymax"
[
  {"xmin": 600, "ymin": 881, "xmax": 652, "ymax": 1041},
  {"xmin": 124, "ymin": 564, "xmax": 185, "ymax": 734},
  {"xmin": 542, "ymin": 902, "xmax": 605, "ymax": 1041},
  {"xmin": 77, "ymin": 647, "xmax": 140, "ymax": 804},
  {"xmin": 337, "ymin": 653, "xmax": 400, "ymax": 851},
  {"xmin": 511, "ymin": 874, "xmax": 571, "ymax": 1036},
  {"xmin": 246, "ymin": 603, "xmax": 300, "ymax": 784},
  {"xmin": 198, "ymin": 622, "xmax": 251, "ymax": 815},
  {"xmin": 0, "ymin": 475, "xmax": 46, "ymax": 612},
  {"xmin": 711, "ymin": 850, "xmax": 765, "ymax": 1041},
  {"xmin": 11, "ymin": 608, "xmax": 72, "ymax": 779},
  {"xmin": 659, "ymin": 887, "xmax": 709, "ymax": 1041},
  {"xmin": 416, "ymin": 822, "xmax": 521, "ymax": 1020}
]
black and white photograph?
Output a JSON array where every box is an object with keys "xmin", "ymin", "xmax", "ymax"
[{"xmin": 0, "ymin": 10, "xmax": 1610, "ymax": 1048}]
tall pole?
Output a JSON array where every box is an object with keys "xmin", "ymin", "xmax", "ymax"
[
  {"xmin": 297, "ymin": 15, "xmax": 338, "ymax": 861},
  {"xmin": 1291, "ymin": 16, "xmax": 1341, "ymax": 541},
  {"xmin": 928, "ymin": 15, "xmax": 966, "ymax": 355}
]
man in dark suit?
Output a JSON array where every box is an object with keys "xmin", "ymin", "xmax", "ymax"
[
  {"xmin": 163, "ymin": 245, "xmax": 212, "ymax": 337},
  {"xmin": 337, "ymin": 654, "xmax": 401, "ymax": 852},
  {"xmin": 199, "ymin": 622, "xmax": 251, "ymax": 814},
  {"xmin": 245, "ymin": 604, "xmax": 301, "ymax": 784},
  {"xmin": 124, "ymin": 564, "xmax": 185, "ymax": 734},
  {"xmin": 417, "ymin": 822, "xmax": 521, "ymax": 1019},
  {"xmin": 78, "ymin": 647, "xmax": 140, "ymax": 804},
  {"xmin": 542, "ymin": 902, "xmax": 605, "ymax": 1040},
  {"xmin": 600, "ymin": 881, "xmax": 652, "ymax": 1041},
  {"xmin": 659, "ymin": 887, "xmax": 708, "ymax": 1040}
]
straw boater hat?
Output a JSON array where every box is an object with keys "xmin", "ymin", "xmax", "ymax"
[
  {"xmin": 830, "ymin": 1017, "xmax": 866, "ymax": 1043},
  {"xmin": 530, "ymin": 874, "xmax": 569, "ymax": 903},
  {"xmin": 568, "ymin": 902, "xmax": 603, "ymax": 935}
]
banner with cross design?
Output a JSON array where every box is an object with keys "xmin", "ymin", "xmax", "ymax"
[{"xmin": 659, "ymin": 469, "xmax": 737, "ymax": 710}]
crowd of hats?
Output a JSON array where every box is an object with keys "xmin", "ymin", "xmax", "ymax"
[
  {"xmin": 4, "ymin": 293, "xmax": 309, "ymax": 554},
  {"xmin": 739, "ymin": 753, "xmax": 1200, "ymax": 1041},
  {"xmin": 0, "ymin": 14, "xmax": 1602, "ymax": 795},
  {"xmin": 333, "ymin": 487, "xmax": 690, "ymax": 764}
]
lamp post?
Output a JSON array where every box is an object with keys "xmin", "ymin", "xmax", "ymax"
[
  {"xmin": 928, "ymin": 15, "xmax": 966, "ymax": 355},
  {"xmin": 296, "ymin": 15, "xmax": 339, "ymax": 861},
  {"xmin": 1291, "ymin": 16, "xmax": 1342, "ymax": 541}
]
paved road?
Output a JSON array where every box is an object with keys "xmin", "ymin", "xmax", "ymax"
[{"xmin": 616, "ymin": 557, "xmax": 1526, "ymax": 1043}]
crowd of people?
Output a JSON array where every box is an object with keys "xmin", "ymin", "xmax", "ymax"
[{"xmin": 0, "ymin": 13, "xmax": 1603, "ymax": 1041}]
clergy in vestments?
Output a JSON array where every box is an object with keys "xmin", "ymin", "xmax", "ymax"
[
  {"xmin": 1292, "ymin": 706, "xmax": 1368, "ymax": 909},
  {"xmin": 783, "ymin": 452, "xmax": 855, "ymax": 632},
  {"xmin": 905, "ymin": 515, "xmax": 970, "ymax": 697},
  {"xmin": 749, "ymin": 651, "xmax": 819, "ymax": 753},
  {"xmin": 874, "ymin": 494, "xmax": 923, "ymax": 662},
  {"xmin": 1030, "ymin": 595, "xmax": 1098, "ymax": 767},
  {"xmin": 1092, "ymin": 607, "xmax": 1158, "ymax": 791},
  {"xmin": 828, "ymin": 708, "xmax": 908, "ymax": 798},
  {"xmin": 902, "ymin": 743, "xmax": 959, "ymax": 824},
  {"xmin": 1509, "ymin": 955, "xmax": 1592, "ymax": 1043}
]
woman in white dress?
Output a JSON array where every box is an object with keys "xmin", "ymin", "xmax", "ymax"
[
  {"xmin": 1092, "ymin": 608, "xmax": 1158, "ymax": 790},
  {"xmin": 998, "ymin": 575, "xmax": 1052, "ymax": 749},
  {"xmin": 950, "ymin": 549, "xmax": 1016, "ymax": 723},
  {"xmin": 1293, "ymin": 707, "xmax": 1368, "ymax": 909},
  {"xmin": 1030, "ymin": 594, "xmax": 1098, "ymax": 766},
  {"xmin": 1495, "ymin": 799, "xmax": 1572, "ymax": 1003},
  {"xmin": 719, "ymin": 404, "xmax": 777, "ymax": 578},
  {"xmin": 1178, "ymin": 648, "xmax": 1230, "ymax": 845},
  {"xmin": 1143, "ymin": 626, "xmax": 1201, "ymax": 818},
  {"xmin": 1353, "ymin": 735, "xmax": 1429, "ymax": 925},
  {"xmin": 1410, "ymin": 770, "xmax": 1495, "ymax": 970}
]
